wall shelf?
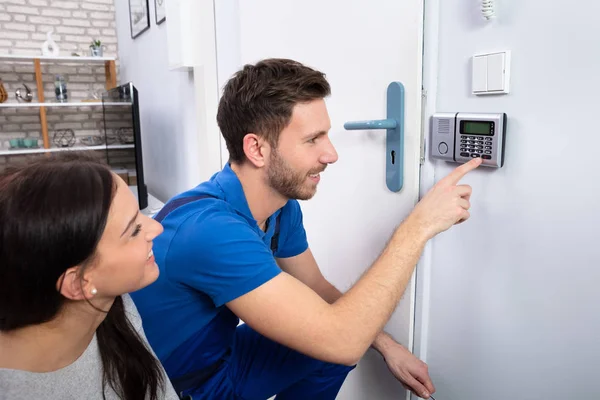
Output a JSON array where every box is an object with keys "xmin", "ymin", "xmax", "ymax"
[
  {"xmin": 0, "ymin": 54, "xmax": 116, "ymax": 63},
  {"xmin": 0, "ymin": 144, "xmax": 134, "ymax": 156},
  {"xmin": 0, "ymin": 53, "xmax": 119, "ymax": 149},
  {"xmin": 0, "ymin": 101, "xmax": 131, "ymax": 108}
]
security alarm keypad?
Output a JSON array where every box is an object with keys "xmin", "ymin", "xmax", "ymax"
[{"xmin": 430, "ymin": 112, "xmax": 507, "ymax": 168}]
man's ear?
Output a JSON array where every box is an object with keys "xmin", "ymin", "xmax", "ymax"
[
  {"xmin": 57, "ymin": 267, "xmax": 94, "ymax": 301},
  {"xmin": 243, "ymin": 133, "xmax": 270, "ymax": 168}
]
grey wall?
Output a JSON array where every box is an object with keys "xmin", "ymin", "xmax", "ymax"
[
  {"xmin": 114, "ymin": 0, "xmax": 200, "ymax": 201},
  {"xmin": 424, "ymin": 1, "xmax": 600, "ymax": 399}
]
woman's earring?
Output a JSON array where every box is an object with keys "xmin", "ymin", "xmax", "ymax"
[{"xmin": 90, "ymin": 288, "xmax": 98, "ymax": 296}]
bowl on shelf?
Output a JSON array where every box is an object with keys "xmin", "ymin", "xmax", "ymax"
[
  {"xmin": 80, "ymin": 135, "xmax": 105, "ymax": 146},
  {"xmin": 105, "ymin": 135, "xmax": 118, "ymax": 145},
  {"xmin": 116, "ymin": 127, "xmax": 134, "ymax": 144},
  {"xmin": 9, "ymin": 138, "xmax": 24, "ymax": 149},
  {"xmin": 23, "ymin": 138, "xmax": 38, "ymax": 148}
]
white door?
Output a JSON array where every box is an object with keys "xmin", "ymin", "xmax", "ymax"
[{"xmin": 215, "ymin": 1, "xmax": 424, "ymax": 399}]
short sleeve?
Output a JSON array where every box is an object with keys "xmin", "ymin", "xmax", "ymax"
[
  {"xmin": 165, "ymin": 211, "xmax": 281, "ymax": 307},
  {"xmin": 275, "ymin": 200, "xmax": 309, "ymax": 258}
]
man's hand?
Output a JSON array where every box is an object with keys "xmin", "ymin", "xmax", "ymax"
[
  {"xmin": 373, "ymin": 333, "xmax": 435, "ymax": 399},
  {"xmin": 381, "ymin": 342, "xmax": 435, "ymax": 399},
  {"xmin": 409, "ymin": 157, "xmax": 482, "ymax": 240}
]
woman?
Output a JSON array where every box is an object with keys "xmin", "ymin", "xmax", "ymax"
[{"xmin": 0, "ymin": 153, "xmax": 179, "ymax": 400}]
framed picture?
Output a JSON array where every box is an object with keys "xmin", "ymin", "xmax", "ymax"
[
  {"xmin": 129, "ymin": 0, "xmax": 150, "ymax": 39},
  {"xmin": 155, "ymin": 0, "xmax": 166, "ymax": 25}
]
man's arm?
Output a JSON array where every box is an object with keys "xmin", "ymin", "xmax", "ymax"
[
  {"xmin": 276, "ymin": 248, "xmax": 402, "ymax": 348},
  {"xmin": 277, "ymin": 249, "xmax": 435, "ymax": 399},
  {"xmin": 226, "ymin": 158, "xmax": 480, "ymax": 367}
]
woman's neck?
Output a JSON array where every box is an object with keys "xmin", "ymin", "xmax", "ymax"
[{"xmin": 0, "ymin": 298, "xmax": 114, "ymax": 372}]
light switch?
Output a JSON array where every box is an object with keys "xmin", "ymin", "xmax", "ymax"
[
  {"xmin": 472, "ymin": 55, "xmax": 488, "ymax": 93},
  {"xmin": 487, "ymin": 52, "xmax": 505, "ymax": 92},
  {"xmin": 472, "ymin": 50, "xmax": 511, "ymax": 95}
]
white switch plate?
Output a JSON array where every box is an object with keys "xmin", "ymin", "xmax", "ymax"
[
  {"xmin": 472, "ymin": 51, "xmax": 511, "ymax": 95},
  {"xmin": 472, "ymin": 55, "xmax": 488, "ymax": 93}
]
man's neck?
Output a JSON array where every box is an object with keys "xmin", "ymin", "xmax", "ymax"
[
  {"xmin": 0, "ymin": 298, "xmax": 113, "ymax": 372},
  {"xmin": 230, "ymin": 162, "xmax": 287, "ymax": 228}
]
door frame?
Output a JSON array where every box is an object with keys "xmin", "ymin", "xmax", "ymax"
[{"xmin": 412, "ymin": 0, "xmax": 441, "ymax": 398}]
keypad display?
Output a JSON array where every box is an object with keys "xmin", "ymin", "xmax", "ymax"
[{"xmin": 459, "ymin": 135, "xmax": 493, "ymax": 159}]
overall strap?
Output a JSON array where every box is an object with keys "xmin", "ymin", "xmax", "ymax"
[
  {"xmin": 270, "ymin": 212, "xmax": 282, "ymax": 254},
  {"xmin": 154, "ymin": 195, "xmax": 214, "ymax": 223}
]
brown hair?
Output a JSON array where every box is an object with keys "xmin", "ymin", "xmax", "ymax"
[
  {"xmin": 217, "ymin": 58, "xmax": 331, "ymax": 163},
  {"xmin": 0, "ymin": 153, "xmax": 165, "ymax": 400}
]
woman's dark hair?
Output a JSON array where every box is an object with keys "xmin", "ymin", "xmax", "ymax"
[
  {"xmin": 0, "ymin": 153, "xmax": 164, "ymax": 400},
  {"xmin": 217, "ymin": 58, "xmax": 331, "ymax": 163}
]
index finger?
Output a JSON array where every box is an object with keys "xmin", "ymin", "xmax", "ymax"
[{"xmin": 440, "ymin": 157, "xmax": 482, "ymax": 186}]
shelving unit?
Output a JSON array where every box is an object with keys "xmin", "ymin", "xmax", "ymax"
[
  {"xmin": 0, "ymin": 144, "xmax": 134, "ymax": 156},
  {"xmin": 0, "ymin": 101, "xmax": 131, "ymax": 108},
  {"xmin": 0, "ymin": 55, "xmax": 115, "ymax": 63},
  {"xmin": 0, "ymin": 54, "xmax": 120, "ymax": 149}
]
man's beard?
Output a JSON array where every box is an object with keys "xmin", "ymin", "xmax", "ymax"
[{"xmin": 267, "ymin": 149, "xmax": 324, "ymax": 201}]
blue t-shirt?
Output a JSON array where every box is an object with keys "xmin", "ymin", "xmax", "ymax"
[{"xmin": 130, "ymin": 164, "xmax": 309, "ymax": 379}]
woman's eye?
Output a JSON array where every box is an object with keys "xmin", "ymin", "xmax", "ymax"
[{"xmin": 132, "ymin": 224, "xmax": 142, "ymax": 237}]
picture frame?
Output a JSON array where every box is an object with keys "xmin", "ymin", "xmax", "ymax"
[
  {"xmin": 129, "ymin": 0, "xmax": 150, "ymax": 39},
  {"xmin": 155, "ymin": 0, "xmax": 166, "ymax": 25}
]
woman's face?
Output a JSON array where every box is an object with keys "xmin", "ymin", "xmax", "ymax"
[{"xmin": 85, "ymin": 174, "xmax": 163, "ymax": 299}]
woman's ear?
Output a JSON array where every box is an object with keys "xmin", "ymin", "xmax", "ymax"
[
  {"xmin": 243, "ymin": 133, "xmax": 270, "ymax": 168},
  {"xmin": 57, "ymin": 267, "xmax": 95, "ymax": 301}
]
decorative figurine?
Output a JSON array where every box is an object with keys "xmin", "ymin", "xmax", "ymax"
[
  {"xmin": 15, "ymin": 84, "xmax": 33, "ymax": 103},
  {"xmin": 41, "ymin": 30, "xmax": 60, "ymax": 57}
]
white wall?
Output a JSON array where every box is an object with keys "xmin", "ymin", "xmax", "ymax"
[
  {"xmin": 420, "ymin": 1, "xmax": 600, "ymax": 399},
  {"xmin": 114, "ymin": 0, "xmax": 203, "ymax": 201}
]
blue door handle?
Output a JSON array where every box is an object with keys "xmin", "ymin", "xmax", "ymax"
[
  {"xmin": 344, "ymin": 119, "xmax": 397, "ymax": 130},
  {"xmin": 344, "ymin": 82, "xmax": 405, "ymax": 192}
]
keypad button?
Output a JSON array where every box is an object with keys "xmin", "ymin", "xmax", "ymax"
[
  {"xmin": 460, "ymin": 152, "xmax": 470, "ymax": 157},
  {"xmin": 461, "ymin": 140, "xmax": 467, "ymax": 144},
  {"xmin": 485, "ymin": 146, "xmax": 492, "ymax": 150},
  {"xmin": 484, "ymin": 150, "xmax": 492, "ymax": 154},
  {"xmin": 471, "ymin": 153, "xmax": 481, "ymax": 158},
  {"xmin": 475, "ymin": 145, "xmax": 483, "ymax": 149},
  {"xmin": 482, "ymin": 155, "xmax": 492, "ymax": 160}
]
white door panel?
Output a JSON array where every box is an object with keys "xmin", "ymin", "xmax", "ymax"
[{"xmin": 216, "ymin": 1, "xmax": 424, "ymax": 398}]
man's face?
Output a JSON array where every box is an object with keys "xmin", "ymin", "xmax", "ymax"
[{"xmin": 266, "ymin": 99, "xmax": 338, "ymax": 200}]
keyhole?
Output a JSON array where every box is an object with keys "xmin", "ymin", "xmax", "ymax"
[{"xmin": 391, "ymin": 150, "xmax": 396, "ymax": 164}]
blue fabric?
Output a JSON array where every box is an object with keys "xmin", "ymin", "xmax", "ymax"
[
  {"xmin": 184, "ymin": 324, "xmax": 355, "ymax": 400},
  {"xmin": 130, "ymin": 163, "xmax": 309, "ymax": 380}
]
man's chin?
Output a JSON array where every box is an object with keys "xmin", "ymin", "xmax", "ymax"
[{"xmin": 295, "ymin": 187, "xmax": 317, "ymax": 201}]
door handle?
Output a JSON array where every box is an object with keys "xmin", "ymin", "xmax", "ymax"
[{"xmin": 344, "ymin": 81, "xmax": 405, "ymax": 192}]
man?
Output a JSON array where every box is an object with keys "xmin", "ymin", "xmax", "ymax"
[{"xmin": 131, "ymin": 58, "xmax": 481, "ymax": 400}]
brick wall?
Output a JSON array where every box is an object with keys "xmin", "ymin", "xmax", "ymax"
[{"xmin": 0, "ymin": 0, "xmax": 134, "ymax": 172}]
